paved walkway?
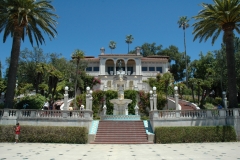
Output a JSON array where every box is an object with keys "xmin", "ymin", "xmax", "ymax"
[{"xmin": 0, "ymin": 142, "xmax": 240, "ymax": 160}]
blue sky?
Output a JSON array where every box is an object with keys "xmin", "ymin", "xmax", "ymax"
[{"xmin": 0, "ymin": 0, "xmax": 223, "ymax": 71}]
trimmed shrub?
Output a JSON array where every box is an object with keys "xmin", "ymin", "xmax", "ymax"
[
  {"xmin": 204, "ymin": 103, "xmax": 215, "ymax": 109},
  {"xmin": 155, "ymin": 126, "xmax": 236, "ymax": 144},
  {"xmin": 214, "ymin": 97, "xmax": 223, "ymax": 106},
  {"xmin": 124, "ymin": 90, "xmax": 137, "ymax": 115},
  {"xmin": 15, "ymin": 94, "xmax": 46, "ymax": 109},
  {"xmin": 0, "ymin": 125, "xmax": 88, "ymax": 144}
]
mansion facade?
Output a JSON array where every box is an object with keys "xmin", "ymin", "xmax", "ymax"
[{"xmin": 84, "ymin": 47, "xmax": 170, "ymax": 91}]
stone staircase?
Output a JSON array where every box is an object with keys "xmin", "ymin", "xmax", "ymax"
[{"xmin": 91, "ymin": 120, "xmax": 152, "ymax": 144}]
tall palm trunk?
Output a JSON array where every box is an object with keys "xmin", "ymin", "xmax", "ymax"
[
  {"xmin": 4, "ymin": 34, "xmax": 21, "ymax": 108},
  {"xmin": 183, "ymin": 28, "xmax": 188, "ymax": 87},
  {"xmin": 225, "ymin": 29, "xmax": 238, "ymax": 108},
  {"xmin": 74, "ymin": 61, "xmax": 79, "ymax": 108},
  {"xmin": 191, "ymin": 85, "xmax": 195, "ymax": 103},
  {"xmin": 128, "ymin": 44, "xmax": 129, "ymax": 53}
]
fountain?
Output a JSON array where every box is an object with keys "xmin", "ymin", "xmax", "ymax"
[{"xmin": 109, "ymin": 60, "xmax": 132, "ymax": 115}]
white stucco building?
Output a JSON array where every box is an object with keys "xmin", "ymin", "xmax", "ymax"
[{"xmin": 84, "ymin": 47, "xmax": 170, "ymax": 91}]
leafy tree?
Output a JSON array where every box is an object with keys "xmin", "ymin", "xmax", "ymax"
[
  {"xmin": 109, "ymin": 40, "xmax": 116, "ymax": 54},
  {"xmin": 125, "ymin": 35, "xmax": 134, "ymax": 53},
  {"xmin": 0, "ymin": 78, "xmax": 6, "ymax": 94},
  {"xmin": 192, "ymin": 0, "xmax": 240, "ymax": 108},
  {"xmin": 15, "ymin": 94, "xmax": 46, "ymax": 109},
  {"xmin": 45, "ymin": 64, "xmax": 63, "ymax": 101},
  {"xmin": 17, "ymin": 47, "xmax": 47, "ymax": 94},
  {"xmin": 159, "ymin": 72, "xmax": 174, "ymax": 109},
  {"xmin": 71, "ymin": 49, "xmax": 85, "ymax": 106},
  {"xmin": 0, "ymin": 0, "xmax": 58, "ymax": 108},
  {"xmin": 160, "ymin": 45, "xmax": 188, "ymax": 82},
  {"xmin": 140, "ymin": 43, "xmax": 162, "ymax": 57},
  {"xmin": 144, "ymin": 72, "xmax": 173, "ymax": 110},
  {"xmin": 189, "ymin": 52, "xmax": 216, "ymax": 107},
  {"xmin": 212, "ymin": 44, "xmax": 227, "ymax": 94},
  {"xmin": 178, "ymin": 16, "xmax": 190, "ymax": 87}
]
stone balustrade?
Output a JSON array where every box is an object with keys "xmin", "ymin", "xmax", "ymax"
[
  {"xmin": 0, "ymin": 109, "xmax": 92, "ymax": 119},
  {"xmin": 149, "ymin": 108, "xmax": 240, "ymax": 140},
  {"xmin": 0, "ymin": 109, "xmax": 93, "ymax": 129},
  {"xmin": 149, "ymin": 109, "xmax": 239, "ymax": 119}
]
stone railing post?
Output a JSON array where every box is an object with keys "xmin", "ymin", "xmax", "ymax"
[
  {"xmin": 86, "ymin": 94, "xmax": 89, "ymax": 110},
  {"xmin": 64, "ymin": 86, "xmax": 69, "ymax": 110},
  {"xmin": 62, "ymin": 110, "xmax": 68, "ymax": 118},
  {"xmin": 2, "ymin": 108, "xmax": 9, "ymax": 118},
  {"xmin": 103, "ymin": 105, "xmax": 107, "ymax": 115},
  {"xmin": 206, "ymin": 110, "xmax": 212, "ymax": 117},
  {"xmin": 30, "ymin": 110, "xmax": 36, "ymax": 118},
  {"xmin": 83, "ymin": 110, "xmax": 93, "ymax": 120},
  {"xmin": 149, "ymin": 90, "xmax": 153, "ymax": 111},
  {"xmin": 89, "ymin": 90, "xmax": 93, "ymax": 111},
  {"xmin": 153, "ymin": 87, "xmax": 157, "ymax": 110},
  {"xmin": 174, "ymin": 86, "xmax": 179, "ymax": 110},
  {"xmin": 233, "ymin": 109, "xmax": 239, "ymax": 117},
  {"xmin": 2, "ymin": 109, "xmax": 18, "ymax": 125},
  {"xmin": 222, "ymin": 91, "xmax": 228, "ymax": 109},
  {"xmin": 134, "ymin": 104, "xmax": 139, "ymax": 115},
  {"xmin": 149, "ymin": 110, "xmax": 159, "ymax": 120},
  {"xmin": 219, "ymin": 109, "xmax": 226, "ymax": 117}
]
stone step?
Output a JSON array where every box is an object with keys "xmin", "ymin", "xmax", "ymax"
[
  {"xmin": 91, "ymin": 141, "xmax": 153, "ymax": 144},
  {"xmin": 97, "ymin": 130, "xmax": 146, "ymax": 135},
  {"xmin": 95, "ymin": 135, "xmax": 147, "ymax": 138},
  {"xmin": 93, "ymin": 120, "xmax": 149, "ymax": 144},
  {"xmin": 94, "ymin": 138, "xmax": 148, "ymax": 141}
]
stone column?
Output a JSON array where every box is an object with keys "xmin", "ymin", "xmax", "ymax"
[
  {"xmin": 134, "ymin": 104, "xmax": 139, "ymax": 115},
  {"xmin": 149, "ymin": 90, "xmax": 153, "ymax": 111},
  {"xmin": 114, "ymin": 62, "xmax": 116, "ymax": 75},
  {"xmin": 174, "ymin": 86, "xmax": 179, "ymax": 110},
  {"xmin": 222, "ymin": 91, "xmax": 228, "ymax": 109},
  {"xmin": 86, "ymin": 87, "xmax": 90, "ymax": 110},
  {"xmin": 125, "ymin": 62, "xmax": 127, "ymax": 75},
  {"xmin": 63, "ymin": 86, "xmax": 69, "ymax": 110},
  {"xmin": 153, "ymin": 87, "xmax": 157, "ymax": 110},
  {"xmin": 89, "ymin": 90, "xmax": 93, "ymax": 111},
  {"xmin": 103, "ymin": 104, "xmax": 107, "ymax": 115}
]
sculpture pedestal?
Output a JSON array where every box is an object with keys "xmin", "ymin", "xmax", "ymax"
[{"xmin": 110, "ymin": 99, "xmax": 132, "ymax": 115}]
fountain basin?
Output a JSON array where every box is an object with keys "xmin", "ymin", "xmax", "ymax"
[
  {"xmin": 109, "ymin": 99, "xmax": 132, "ymax": 115},
  {"xmin": 109, "ymin": 99, "xmax": 132, "ymax": 105}
]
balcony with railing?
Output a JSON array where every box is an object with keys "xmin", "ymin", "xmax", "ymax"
[
  {"xmin": 0, "ymin": 109, "xmax": 92, "ymax": 119},
  {"xmin": 150, "ymin": 109, "xmax": 239, "ymax": 119}
]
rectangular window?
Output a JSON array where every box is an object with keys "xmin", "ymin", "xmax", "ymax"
[
  {"xmin": 93, "ymin": 67, "xmax": 99, "ymax": 71},
  {"xmin": 127, "ymin": 67, "xmax": 133, "ymax": 74},
  {"xmin": 149, "ymin": 67, "xmax": 155, "ymax": 71},
  {"xmin": 108, "ymin": 67, "xmax": 114, "ymax": 74},
  {"xmin": 86, "ymin": 67, "xmax": 92, "ymax": 71},
  {"xmin": 116, "ymin": 67, "xmax": 125, "ymax": 71},
  {"xmin": 156, "ymin": 67, "xmax": 162, "ymax": 73},
  {"xmin": 142, "ymin": 67, "xmax": 147, "ymax": 71}
]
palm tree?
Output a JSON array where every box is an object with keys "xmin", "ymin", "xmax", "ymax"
[
  {"xmin": 192, "ymin": 0, "xmax": 240, "ymax": 108},
  {"xmin": 0, "ymin": 0, "xmax": 58, "ymax": 108},
  {"xmin": 125, "ymin": 35, "xmax": 134, "ymax": 53},
  {"xmin": 109, "ymin": 40, "xmax": 116, "ymax": 54},
  {"xmin": 71, "ymin": 49, "xmax": 84, "ymax": 108},
  {"xmin": 177, "ymin": 16, "xmax": 189, "ymax": 87}
]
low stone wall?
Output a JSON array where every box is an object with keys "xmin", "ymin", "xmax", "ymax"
[
  {"xmin": 0, "ymin": 109, "xmax": 93, "ymax": 130},
  {"xmin": 149, "ymin": 109, "xmax": 240, "ymax": 140}
]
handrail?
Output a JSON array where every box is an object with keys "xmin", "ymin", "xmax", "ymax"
[
  {"xmin": 151, "ymin": 108, "xmax": 239, "ymax": 119},
  {"xmin": 0, "ymin": 109, "xmax": 91, "ymax": 119}
]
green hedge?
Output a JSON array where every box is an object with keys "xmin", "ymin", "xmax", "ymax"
[
  {"xmin": 0, "ymin": 125, "xmax": 88, "ymax": 144},
  {"xmin": 155, "ymin": 126, "xmax": 237, "ymax": 144}
]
